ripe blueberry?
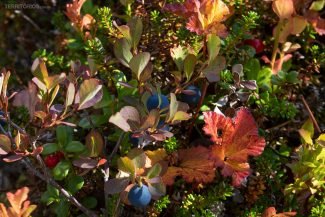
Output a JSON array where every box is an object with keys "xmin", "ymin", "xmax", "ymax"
[
  {"xmin": 128, "ymin": 184, "xmax": 152, "ymax": 207},
  {"xmin": 146, "ymin": 94, "xmax": 169, "ymax": 111},
  {"xmin": 180, "ymin": 85, "xmax": 201, "ymax": 106}
]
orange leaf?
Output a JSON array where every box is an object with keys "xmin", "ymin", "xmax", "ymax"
[
  {"xmin": 165, "ymin": 0, "xmax": 230, "ymax": 36},
  {"xmin": 272, "ymin": 0, "xmax": 295, "ymax": 19},
  {"xmin": 162, "ymin": 146, "xmax": 215, "ymax": 185},
  {"xmin": 262, "ymin": 207, "xmax": 297, "ymax": 217},
  {"xmin": 203, "ymin": 108, "xmax": 265, "ymax": 186}
]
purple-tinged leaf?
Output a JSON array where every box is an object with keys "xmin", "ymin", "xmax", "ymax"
[
  {"xmin": 109, "ymin": 106, "xmax": 140, "ymax": 132},
  {"xmin": 77, "ymin": 78, "xmax": 103, "ymax": 110},
  {"xmin": 105, "ymin": 178, "xmax": 130, "ymax": 195},
  {"xmin": 73, "ymin": 157, "xmax": 98, "ymax": 169}
]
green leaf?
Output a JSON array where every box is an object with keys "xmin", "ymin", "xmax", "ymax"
[
  {"xmin": 42, "ymin": 143, "xmax": 59, "ymax": 155},
  {"xmin": 82, "ymin": 197, "xmax": 98, "ymax": 209},
  {"xmin": 78, "ymin": 78, "xmax": 103, "ymax": 110},
  {"xmin": 203, "ymin": 56, "xmax": 226, "ymax": 82},
  {"xmin": 0, "ymin": 134, "xmax": 11, "ymax": 155},
  {"xmin": 244, "ymin": 58, "xmax": 261, "ymax": 81},
  {"xmin": 171, "ymin": 45, "xmax": 187, "ymax": 72},
  {"xmin": 299, "ymin": 118, "xmax": 314, "ymax": 145},
  {"xmin": 54, "ymin": 198, "xmax": 70, "ymax": 217},
  {"xmin": 65, "ymin": 141, "xmax": 85, "ymax": 153},
  {"xmin": 85, "ymin": 130, "xmax": 104, "ymax": 157},
  {"xmin": 56, "ymin": 125, "xmax": 73, "ymax": 147},
  {"xmin": 286, "ymin": 71, "xmax": 299, "ymax": 84},
  {"xmin": 118, "ymin": 156, "xmax": 135, "ymax": 175},
  {"xmin": 94, "ymin": 86, "xmax": 114, "ymax": 109},
  {"xmin": 129, "ymin": 16, "xmax": 143, "ymax": 49},
  {"xmin": 114, "ymin": 38, "xmax": 133, "ymax": 67},
  {"xmin": 67, "ymin": 176, "xmax": 84, "ymax": 195},
  {"xmin": 207, "ymin": 34, "xmax": 221, "ymax": 64},
  {"xmin": 53, "ymin": 160, "xmax": 71, "ymax": 181},
  {"xmin": 184, "ymin": 54, "xmax": 197, "ymax": 81},
  {"xmin": 78, "ymin": 114, "xmax": 110, "ymax": 129},
  {"xmin": 31, "ymin": 58, "xmax": 49, "ymax": 82},
  {"xmin": 309, "ymin": 0, "xmax": 324, "ymax": 11},
  {"xmin": 129, "ymin": 52, "xmax": 150, "ymax": 80},
  {"xmin": 44, "ymin": 73, "xmax": 66, "ymax": 91},
  {"xmin": 146, "ymin": 163, "xmax": 162, "ymax": 179}
]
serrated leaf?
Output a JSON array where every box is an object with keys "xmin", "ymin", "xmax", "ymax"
[
  {"xmin": 203, "ymin": 108, "xmax": 266, "ymax": 186},
  {"xmin": 162, "ymin": 146, "xmax": 215, "ymax": 185}
]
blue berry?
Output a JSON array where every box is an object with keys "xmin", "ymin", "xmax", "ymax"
[
  {"xmin": 128, "ymin": 184, "xmax": 152, "ymax": 207},
  {"xmin": 146, "ymin": 94, "xmax": 169, "ymax": 111},
  {"xmin": 129, "ymin": 134, "xmax": 139, "ymax": 146},
  {"xmin": 180, "ymin": 85, "xmax": 201, "ymax": 106}
]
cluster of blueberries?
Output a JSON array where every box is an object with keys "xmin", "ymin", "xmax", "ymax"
[
  {"xmin": 127, "ymin": 85, "xmax": 201, "ymax": 208},
  {"xmin": 129, "ymin": 85, "xmax": 201, "ymax": 147}
]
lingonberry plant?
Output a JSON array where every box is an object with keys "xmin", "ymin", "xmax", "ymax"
[{"xmin": 0, "ymin": 0, "xmax": 324, "ymax": 216}]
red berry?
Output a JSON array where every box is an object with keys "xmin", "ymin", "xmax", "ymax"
[
  {"xmin": 243, "ymin": 39, "xmax": 265, "ymax": 54},
  {"xmin": 44, "ymin": 154, "xmax": 60, "ymax": 168},
  {"xmin": 55, "ymin": 151, "xmax": 65, "ymax": 160}
]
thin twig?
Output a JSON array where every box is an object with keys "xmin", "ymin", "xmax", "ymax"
[
  {"xmin": 301, "ymin": 95, "xmax": 321, "ymax": 134},
  {"xmin": 21, "ymin": 159, "xmax": 98, "ymax": 217},
  {"xmin": 265, "ymin": 120, "xmax": 291, "ymax": 132},
  {"xmin": 187, "ymin": 80, "xmax": 209, "ymax": 141},
  {"xmin": 107, "ymin": 132, "xmax": 125, "ymax": 164}
]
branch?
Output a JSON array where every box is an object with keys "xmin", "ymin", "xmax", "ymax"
[
  {"xmin": 301, "ymin": 95, "xmax": 321, "ymax": 134},
  {"xmin": 21, "ymin": 158, "xmax": 98, "ymax": 217}
]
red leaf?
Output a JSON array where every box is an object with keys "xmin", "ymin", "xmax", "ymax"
[
  {"xmin": 203, "ymin": 108, "xmax": 265, "ymax": 186},
  {"xmin": 162, "ymin": 146, "xmax": 215, "ymax": 185},
  {"xmin": 165, "ymin": 0, "xmax": 230, "ymax": 36}
]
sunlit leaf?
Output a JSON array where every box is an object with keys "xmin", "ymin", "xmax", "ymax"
[
  {"xmin": 204, "ymin": 108, "xmax": 266, "ymax": 186},
  {"xmin": 109, "ymin": 106, "xmax": 140, "ymax": 132},
  {"xmin": 184, "ymin": 54, "xmax": 197, "ymax": 81},
  {"xmin": 129, "ymin": 52, "xmax": 150, "ymax": 80},
  {"xmin": 272, "ymin": 0, "xmax": 295, "ymax": 19},
  {"xmin": 0, "ymin": 134, "xmax": 11, "ymax": 155},
  {"xmin": 114, "ymin": 38, "xmax": 133, "ymax": 67},
  {"xmin": 207, "ymin": 34, "xmax": 221, "ymax": 63},
  {"xmin": 165, "ymin": 0, "xmax": 231, "ymax": 36},
  {"xmin": 85, "ymin": 130, "xmax": 104, "ymax": 157},
  {"xmin": 77, "ymin": 78, "xmax": 103, "ymax": 110},
  {"xmin": 298, "ymin": 118, "xmax": 314, "ymax": 145},
  {"xmin": 162, "ymin": 146, "xmax": 215, "ymax": 185}
]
